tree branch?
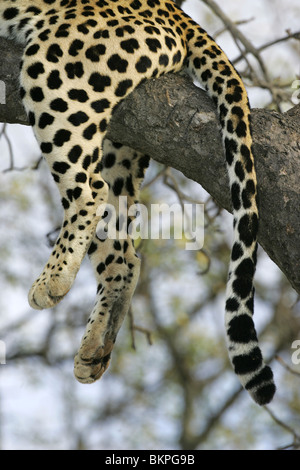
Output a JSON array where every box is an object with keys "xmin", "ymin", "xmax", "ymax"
[{"xmin": 1, "ymin": 38, "xmax": 300, "ymax": 294}]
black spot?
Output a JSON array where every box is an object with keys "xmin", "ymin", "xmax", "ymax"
[
  {"xmin": 97, "ymin": 262, "xmax": 106, "ymax": 275},
  {"xmin": 231, "ymin": 242, "xmax": 243, "ymax": 261},
  {"xmin": 224, "ymin": 137, "xmax": 238, "ymax": 165},
  {"xmin": 234, "ymin": 161, "xmax": 245, "ymax": 181},
  {"xmin": 126, "ymin": 175, "xmax": 135, "ymax": 196},
  {"xmin": 146, "ymin": 37, "xmax": 161, "ymax": 52},
  {"xmin": 25, "ymin": 44, "xmax": 40, "ymax": 56},
  {"xmin": 55, "ymin": 23, "xmax": 70, "ymax": 38},
  {"xmin": 120, "ymin": 38, "xmax": 139, "ymax": 53},
  {"xmin": 68, "ymin": 39, "xmax": 84, "ymax": 56},
  {"xmin": 231, "ymin": 182, "xmax": 241, "ymax": 211},
  {"xmin": 236, "ymin": 120, "xmax": 247, "ymax": 138},
  {"xmin": 220, "ymin": 64, "xmax": 232, "ymax": 77},
  {"xmin": 28, "ymin": 111, "xmax": 36, "ymax": 126},
  {"xmin": 232, "ymin": 106, "xmax": 244, "ymax": 119},
  {"xmin": 232, "ymin": 276, "xmax": 252, "ymax": 300},
  {"xmin": 88, "ymin": 72, "xmax": 111, "ymax": 92},
  {"xmin": 38, "ymin": 112, "xmax": 54, "ymax": 129},
  {"xmin": 122, "ymin": 159, "xmax": 131, "ymax": 169},
  {"xmin": 92, "ymin": 180, "xmax": 105, "ymax": 189},
  {"xmin": 245, "ymin": 366, "xmax": 275, "ymax": 405},
  {"xmin": 227, "ymin": 119, "xmax": 234, "ymax": 134},
  {"xmin": 165, "ymin": 36, "xmax": 176, "ymax": 50},
  {"xmin": 53, "ymin": 129, "xmax": 71, "ymax": 147},
  {"xmin": 240, "ymin": 144, "xmax": 253, "ymax": 172},
  {"xmin": 41, "ymin": 142, "xmax": 53, "ymax": 154},
  {"xmin": 30, "ymin": 87, "xmax": 44, "ymax": 102},
  {"xmin": 226, "ymin": 297, "xmax": 240, "ymax": 312},
  {"xmin": 83, "ymin": 155, "xmax": 91, "ymax": 170},
  {"xmin": 172, "ymin": 50, "xmax": 182, "ymax": 65},
  {"xmin": 53, "ymin": 161, "xmax": 71, "ymax": 174},
  {"xmin": 114, "ymin": 240, "xmax": 122, "ymax": 250},
  {"xmin": 238, "ymin": 214, "xmax": 258, "ymax": 247},
  {"xmin": 73, "ymin": 187, "xmax": 82, "ymax": 200},
  {"xmin": 194, "ymin": 39, "xmax": 207, "ymax": 48},
  {"xmin": 91, "ymin": 98, "xmax": 110, "ymax": 113},
  {"xmin": 68, "ymin": 111, "xmax": 89, "ymax": 126},
  {"xmin": 137, "ymin": 154, "xmax": 150, "ymax": 177},
  {"xmin": 68, "ymin": 89, "xmax": 89, "ymax": 102},
  {"xmin": 144, "ymin": 25, "xmax": 160, "ymax": 35},
  {"xmin": 107, "ymin": 54, "xmax": 128, "ymax": 73},
  {"xmin": 225, "ymin": 85, "xmax": 243, "ymax": 104},
  {"xmin": 85, "ymin": 44, "xmax": 106, "ymax": 62},
  {"xmin": 99, "ymin": 119, "xmax": 107, "ymax": 132},
  {"xmin": 50, "ymin": 98, "xmax": 68, "ymax": 112},
  {"xmin": 62, "ymin": 198, "xmax": 70, "ymax": 209},
  {"xmin": 105, "ymin": 254, "xmax": 115, "ymax": 265},
  {"xmin": 76, "ymin": 172, "xmax": 87, "ymax": 183},
  {"xmin": 241, "ymin": 187, "xmax": 253, "ymax": 209},
  {"xmin": 46, "ymin": 44, "xmax": 63, "ymax": 63},
  {"xmin": 88, "ymin": 242, "xmax": 98, "ymax": 255},
  {"xmin": 193, "ymin": 57, "xmax": 202, "ymax": 69},
  {"xmin": 232, "ymin": 347, "xmax": 263, "ymax": 375},
  {"xmin": 113, "ymin": 178, "xmax": 124, "ymax": 196},
  {"xmin": 135, "ymin": 56, "xmax": 152, "ymax": 73},
  {"xmin": 159, "ymin": 54, "xmax": 169, "ymax": 66},
  {"xmin": 115, "ymin": 79, "xmax": 133, "ymax": 97},
  {"xmin": 103, "ymin": 152, "xmax": 116, "ymax": 168},
  {"xmin": 227, "ymin": 314, "xmax": 257, "ymax": 343},
  {"xmin": 130, "ymin": 0, "xmax": 142, "ymax": 9},
  {"xmin": 201, "ymin": 69, "xmax": 213, "ymax": 82},
  {"xmin": 38, "ymin": 29, "xmax": 51, "ymax": 41},
  {"xmin": 83, "ymin": 123, "xmax": 97, "ymax": 140},
  {"xmin": 27, "ymin": 62, "xmax": 45, "ymax": 79},
  {"xmin": 65, "ymin": 62, "xmax": 84, "ymax": 79},
  {"xmin": 47, "ymin": 70, "xmax": 63, "ymax": 89},
  {"xmin": 235, "ymin": 258, "xmax": 255, "ymax": 280},
  {"xmin": 68, "ymin": 145, "xmax": 82, "ymax": 163},
  {"xmin": 3, "ymin": 8, "xmax": 19, "ymax": 20}
]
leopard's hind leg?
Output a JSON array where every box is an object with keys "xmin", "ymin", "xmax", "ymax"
[{"xmin": 74, "ymin": 140, "xmax": 149, "ymax": 383}]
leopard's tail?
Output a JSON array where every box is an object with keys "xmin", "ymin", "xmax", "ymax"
[{"xmin": 185, "ymin": 25, "xmax": 276, "ymax": 405}]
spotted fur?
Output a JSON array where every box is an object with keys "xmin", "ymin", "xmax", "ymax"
[{"xmin": 0, "ymin": 0, "xmax": 275, "ymax": 404}]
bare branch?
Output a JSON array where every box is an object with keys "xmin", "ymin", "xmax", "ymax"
[{"xmin": 201, "ymin": 0, "xmax": 269, "ymax": 78}]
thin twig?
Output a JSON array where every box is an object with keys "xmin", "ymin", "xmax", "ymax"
[
  {"xmin": 128, "ymin": 307, "xmax": 153, "ymax": 350},
  {"xmin": 201, "ymin": 0, "xmax": 269, "ymax": 78},
  {"xmin": 264, "ymin": 406, "xmax": 300, "ymax": 450},
  {"xmin": 233, "ymin": 30, "xmax": 300, "ymax": 65}
]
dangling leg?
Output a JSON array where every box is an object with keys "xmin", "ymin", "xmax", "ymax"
[
  {"xmin": 74, "ymin": 140, "xmax": 149, "ymax": 383},
  {"xmin": 28, "ymin": 137, "xmax": 108, "ymax": 310}
]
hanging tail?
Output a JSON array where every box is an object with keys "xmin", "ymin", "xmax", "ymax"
[{"xmin": 185, "ymin": 25, "xmax": 276, "ymax": 405}]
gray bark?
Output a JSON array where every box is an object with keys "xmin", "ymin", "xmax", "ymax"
[{"xmin": 1, "ymin": 38, "xmax": 300, "ymax": 294}]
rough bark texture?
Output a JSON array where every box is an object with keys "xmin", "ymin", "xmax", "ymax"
[{"xmin": 1, "ymin": 38, "xmax": 300, "ymax": 293}]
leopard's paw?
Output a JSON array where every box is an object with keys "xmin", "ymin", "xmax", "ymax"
[{"xmin": 28, "ymin": 268, "xmax": 76, "ymax": 309}]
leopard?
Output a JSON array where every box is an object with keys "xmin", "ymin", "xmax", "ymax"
[{"xmin": 0, "ymin": 0, "xmax": 276, "ymax": 405}]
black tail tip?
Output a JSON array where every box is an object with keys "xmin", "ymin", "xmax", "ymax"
[
  {"xmin": 251, "ymin": 382, "xmax": 276, "ymax": 405},
  {"xmin": 245, "ymin": 365, "xmax": 276, "ymax": 405}
]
